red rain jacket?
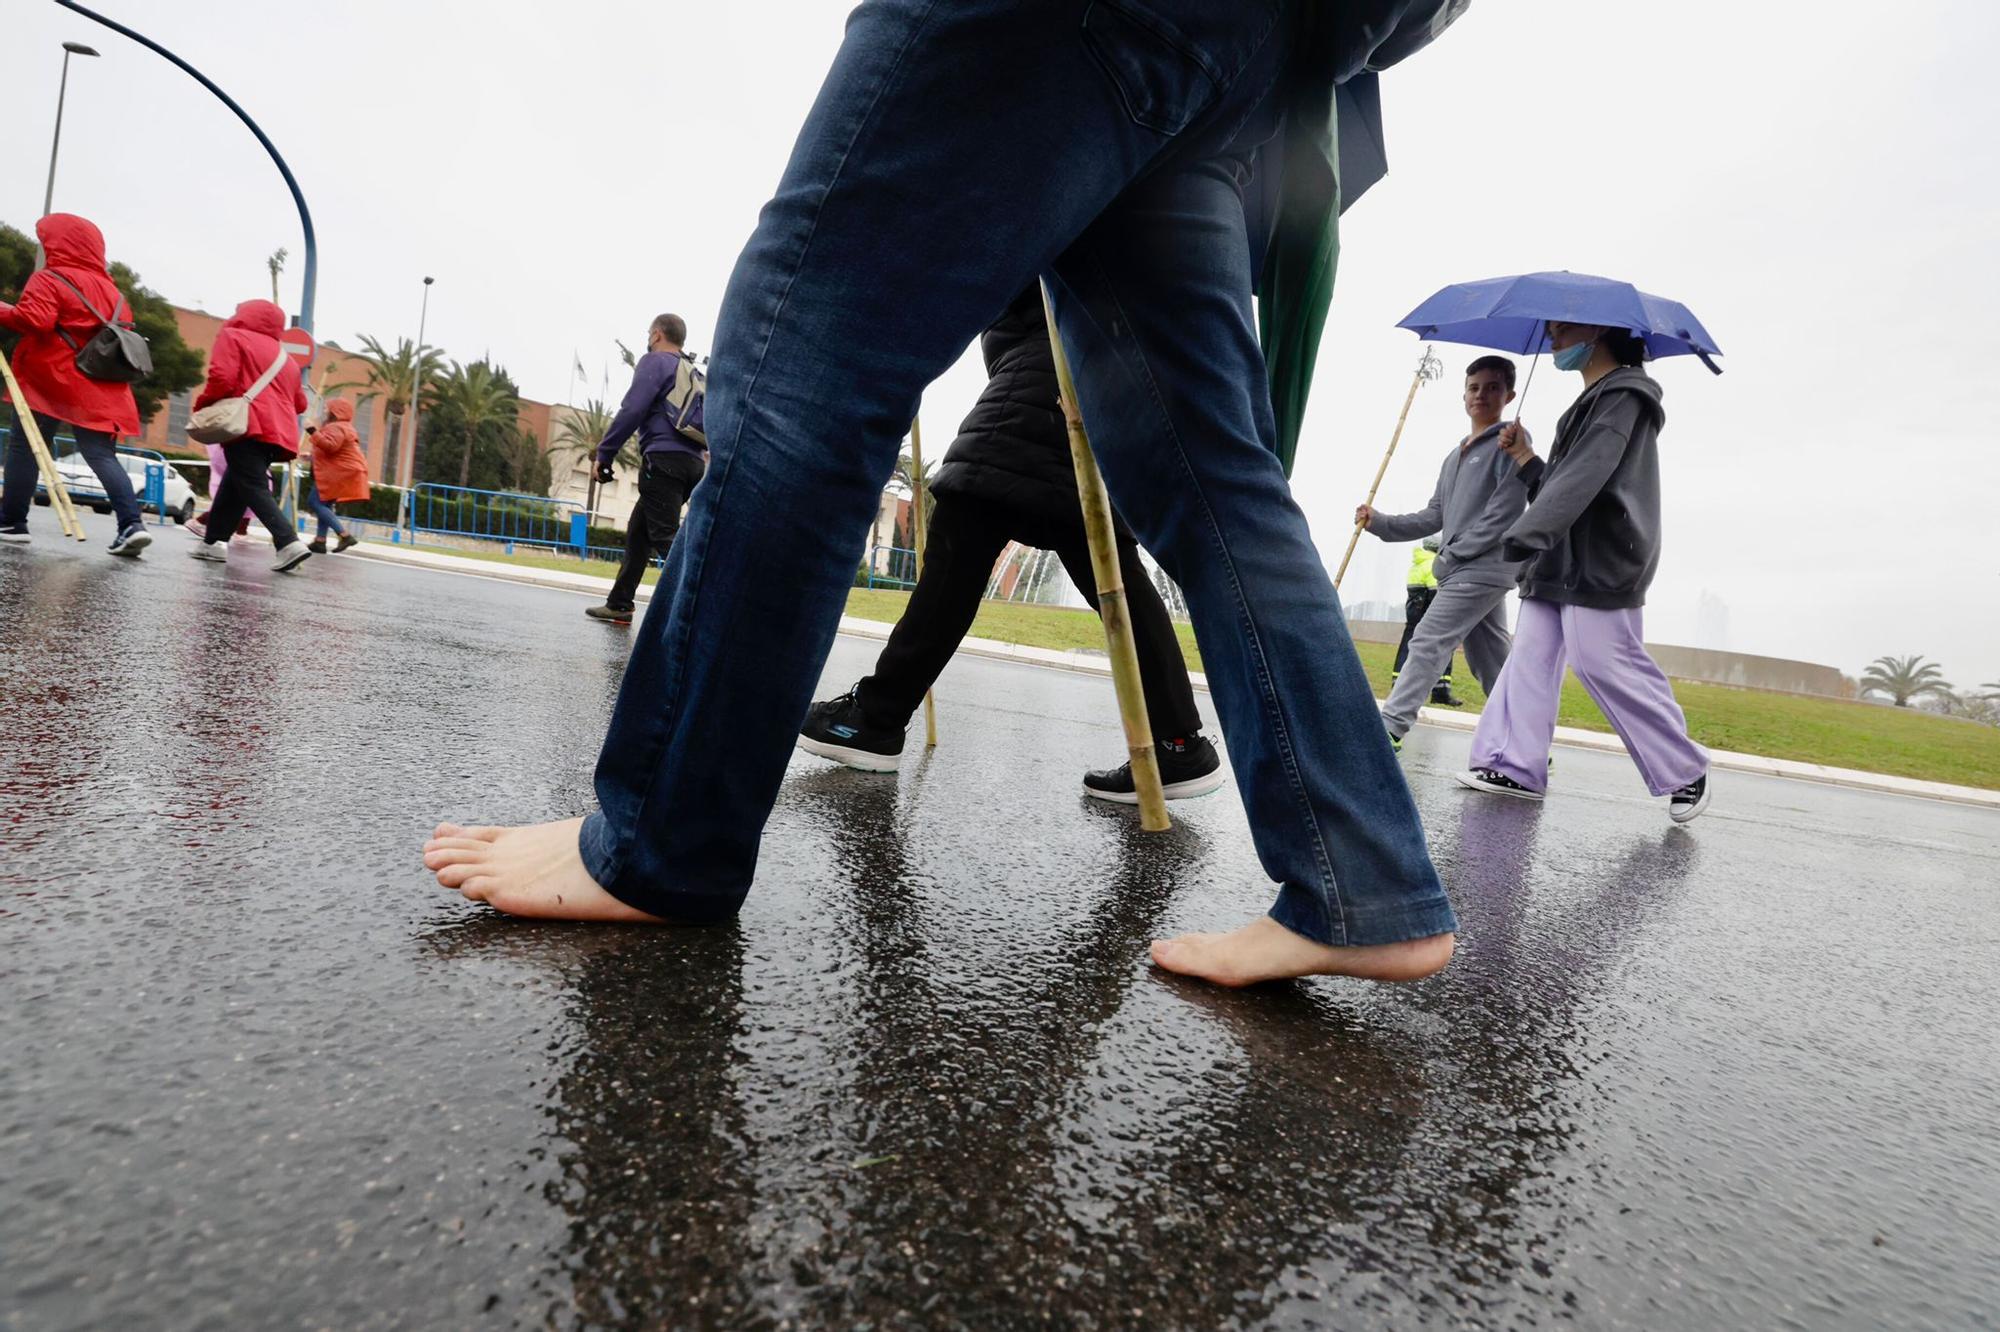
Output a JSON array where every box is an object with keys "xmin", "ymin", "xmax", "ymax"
[
  {"xmin": 193, "ymin": 299, "xmax": 308, "ymax": 456},
  {"xmin": 0, "ymin": 214, "xmax": 142, "ymax": 436},
  {"xmin": 308, "ymin": 397, "xmax": 371, "ymax": 502}
]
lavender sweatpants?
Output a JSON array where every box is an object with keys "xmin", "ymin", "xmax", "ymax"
[{"xmin": 1468, "ymin": 598, "xmax": 1708, "ymax": 796}]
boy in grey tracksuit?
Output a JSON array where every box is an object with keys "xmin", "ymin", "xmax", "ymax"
[{"xmin": 1358, "ymin": 355, "xmax": 1528, "ymax": 743}]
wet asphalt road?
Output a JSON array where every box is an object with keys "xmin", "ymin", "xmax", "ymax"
[{"xmin": 3, "ymin": 514, "xmax": 1998, "ymax": 1331}]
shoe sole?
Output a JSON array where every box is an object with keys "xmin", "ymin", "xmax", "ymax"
[
  {"xmin": 796, "ymin": 733, "xmax": 902, "ymax": 773},
  {"xmin": 1081, "ymin": 767, "xmax": 1228, "ymax": 805},
  {"xmin": 109, "ymin": 532, "xmax": 153, "ymax": 558},
  {"xmin": 1668, "ymin": 781, "xmax": 1712, "ymax": 824},
  {"xmin": 0, "ymin": 534, "xmax": 30, "ymax": 545},
  {"xmin": 585, "ymin": 612, "xmax": 634, "ymax": 626},
  {"xmin": 273, "ymin": 549, "xmax": 313, "ymax": 573},
  {"xmin": 1453, "ymin": 770, "xmax": 1544, "ymax": 801},
  {"xmin": 189, "ymin": 548, "xmax": 227, "ymax": 563}
]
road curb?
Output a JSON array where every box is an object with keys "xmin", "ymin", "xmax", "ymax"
[{"xmin": 346, "ymin": 540, "xmax": 2000, "ymax": 811}]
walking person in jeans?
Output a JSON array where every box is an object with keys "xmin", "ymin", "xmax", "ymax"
[
  {"xmin": 425, "ymin": 1, "xmax": 1469, "ymax": 989},
  {"xmin": 1458, "ymin": 321, "xmax": 1711, "ymax": 823},
  {"xmin": 0, "ymin": 214, "xmax": 151, "ymax": 556},
  {"xmin": 584, "ymin": 314, "xmax": 707, "ymax": 625},
  {"xmin": 186, "ymin": 300, "xmax": 313, "ymax": 572},
  {"xmin": 1358, "ymin": 356, "xmax": 1529, "ymax": 751},
  {"xmin": 798, "ymin": 285, "xmax": 1223, "ymax": 802},
  {"xmin": 303, "ymin": 397, "xmax": 367, "ymax": 554}
]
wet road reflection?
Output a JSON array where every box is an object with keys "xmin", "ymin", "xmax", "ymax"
[{"xmin": 4, "ymin": 519, "xmax": 1997, "ymax": 1329}]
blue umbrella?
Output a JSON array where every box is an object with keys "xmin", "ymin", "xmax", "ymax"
[{"xmin": 1397, "ymin": 270, "xmax": 1724, "ymax": 374}]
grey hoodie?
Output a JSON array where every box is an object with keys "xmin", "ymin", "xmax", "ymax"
[
  {"xmin": 1503, "ymin": 366, "xmax": 1667, "ymax": 610},
  {"xmin": 1366, "ymin": 422, "xmax": 1529, "ymax": 589}
]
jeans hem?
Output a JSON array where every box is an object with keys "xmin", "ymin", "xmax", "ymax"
[
  {"xmin": 1269, "ymin": 882, "xmax": 1457, "ymax": 948},
  {"xmin": 578, "ymin": 809, "xmax": 748, "ymax": 924}
]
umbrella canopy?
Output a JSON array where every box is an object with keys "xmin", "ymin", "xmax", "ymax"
[{"xmin": 1397, "ymin": 271, "xmax": 1724, "ymax": 372}]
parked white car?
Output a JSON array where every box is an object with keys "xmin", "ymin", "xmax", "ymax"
[{"xmin": 36, "ymin": 451, "xmax": 198, "ymax": 525}]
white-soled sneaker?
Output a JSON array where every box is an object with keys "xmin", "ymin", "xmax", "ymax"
[
  {"xmin": 108, "ymin": 523, "xmax": 153, "ymax": 557},
  {"xmin": 1453, "ymin": 767, "xmax": 1545, "ymax": 801},
  {"xmin": 272, "ymin": 541, "xmax": 313, "ymax": 573},
  {"xmin": 189, "ymin": 541, "xmax": 228, "ymax": 563},
  {"xmin": 1668, "ymin": 773, "xmax": 1711, "ymax": 824}
]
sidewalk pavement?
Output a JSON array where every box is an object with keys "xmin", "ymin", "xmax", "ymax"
[{"xmin": 344, "ymin": 537, "xmax": 2000, "ymax": 811}]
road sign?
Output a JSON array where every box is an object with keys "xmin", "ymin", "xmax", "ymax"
[{"xmin": 279, "ymin": 325, "xmax": 316, "ymax": 367}]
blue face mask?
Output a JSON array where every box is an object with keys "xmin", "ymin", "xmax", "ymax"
[{"xmin": 1553, "ymin": 341, "xmax": 1593, "ymax": 372}]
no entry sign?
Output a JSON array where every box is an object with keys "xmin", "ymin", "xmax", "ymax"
[{"xmin": 280, "ymin": 325, "xmax": 317, "ymax": 368}]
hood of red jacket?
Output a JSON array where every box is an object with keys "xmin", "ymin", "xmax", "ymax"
[
  {"xmin": 324, "ymin": 397, "xmax": 354, "ymax": 423},
  {"xmin": 36, "ymin": 214, "xmax": 108, "ymax": 273},
  {"xmin": 224, "ymin": 299, "xmax": 286, "ymax": 339}
]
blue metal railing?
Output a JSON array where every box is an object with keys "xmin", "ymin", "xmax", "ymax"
[
  {"xmin": 403, "ymin": 482, "xmax": 628, "ymax": 563},
  {"xmin": 861, "ymin": 543, "xmax": 920, "ymax": 590}
]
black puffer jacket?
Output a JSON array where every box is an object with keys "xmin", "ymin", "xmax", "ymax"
[{"xmin": 930, "ymin": 287, "xmax": 1081, "ymax": 521}]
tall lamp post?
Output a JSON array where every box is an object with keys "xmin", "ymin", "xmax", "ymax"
[
  {"xmin": 56, "ymin": 1, "xmax": 317, "ymax": 335},
  {"xmin": 402, "ymin": 277, "xmax": 435, "ymax": 491},
  {"xmin": 42, "ymin": 40, "xmax": 100, "ymax": 218}
]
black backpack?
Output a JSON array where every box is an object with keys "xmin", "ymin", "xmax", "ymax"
[{"xmin": 49, "ymin": 271, "xmax": 153, "ymax": 384}]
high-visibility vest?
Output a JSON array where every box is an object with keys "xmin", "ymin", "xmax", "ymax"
[{"xmin": 1407, "ymin": 545, "xmax": 1438, "ymax": 589}]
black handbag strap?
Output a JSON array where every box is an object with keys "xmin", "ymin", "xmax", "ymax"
[{"xmin": 47, "ymin": 270, "xmax": 131, "ymax": 352}]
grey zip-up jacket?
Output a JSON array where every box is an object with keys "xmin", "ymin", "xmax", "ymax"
[
  {"xmin": 1503, "ymin": 367, "xmax": 1667, "ymax": 610},
  {"xmin": 1365, "ymin": 422, "xmax": 1530, "ymax": 589}
]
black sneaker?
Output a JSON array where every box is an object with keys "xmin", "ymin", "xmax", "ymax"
[
  {"xmin": 1083, "ymin": 733, "xmax": 1225, "ymax": 804},
  {"xmin": 797, "ymin": 688, "xmax": 904, "ymax": 772},
  {"xmin": 108, "ymin": 523, "xmax": 152, "ymax": 557},
  {"xmin": 1429, "ymin": 682, "xmax": 1463, "ymax": 707},
  {"xmin": 1453, "ymin": 767, "xmax": 1544, "ymax": 802},
  {"xmin": 585, "ymin": 604, "xmax": 634, "ymax": 625},
  {"xmin": 308, "ymin": 537, "xmax": 329, "ymax": 555},
  {"xmin": 1668, "ymin": 773, "xmax": 1711, "ymax": 824},
  {"xmin": 0, "ymin": 523, "xmax": 29, "ymax": 545}
]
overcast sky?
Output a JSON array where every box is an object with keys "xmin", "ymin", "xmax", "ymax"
[{"xmin": 6, "ymin": 1, "xmax": 1996, "ymax": 684}]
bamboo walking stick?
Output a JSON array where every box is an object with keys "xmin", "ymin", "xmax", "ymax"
[
  {"xmin": 1039, "ymin": 280, "xmax": 1170, "ymax": 832},
  {"xmin": 908, "ymin": 413, "xmax": 938, "ymax": 747},
  {"xmin": 0, "ymin": 347, "xmax": 89, "ymax": 540},
  {"xmin": 1332, "ymin": 345, "xmax": 1443, "ymax": 589}
]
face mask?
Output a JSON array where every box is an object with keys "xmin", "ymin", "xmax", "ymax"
[{"xmin": 1553, "ymin": 341, "xmax": 1593, "ymax": 372}]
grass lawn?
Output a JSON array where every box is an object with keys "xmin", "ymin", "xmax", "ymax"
[
  {"xmin": 363, "ymin": 537, "xmax": 658, "ymax": 586},
  {"xmin": 844, "ymin": 588, "xmax": 2000, "ymax": 790}
]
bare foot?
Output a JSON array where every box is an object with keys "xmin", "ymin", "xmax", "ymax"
[
  {"xmin": 421, "ymin": 817, "xmax": 668, "ymax": 923},
  {"xmin": 1149, "ymin": 915, "xmax": 1454, "ymax": 987}
]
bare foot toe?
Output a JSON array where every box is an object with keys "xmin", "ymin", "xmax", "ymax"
[
  {"xmin": 421, "ymin": 816, "xmax": 669, "ymax": 923},
  {"xmin": 1150, "ymin": 915, "xmax": 1454, "ymax": 987}
]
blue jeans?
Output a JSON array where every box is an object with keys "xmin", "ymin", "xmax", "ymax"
[
  {"xmin": 305, "ymin": 482, "xmax": 345, "ymax": 539},
  {"xmin": 580, "ymin": 0, "xmax": 1455, "ymax": 947},
  {"xmin": 2, "ymin": 409, "xmax": 143, "ymax": 532}
]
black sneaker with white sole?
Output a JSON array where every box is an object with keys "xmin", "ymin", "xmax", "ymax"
[
  {"xmin": 1453, "ymin": 767, "xmax": 1545, "ymax": 801},
  {"xmin": 1668, "ymin": 773, "xmax": 1711, "ymax": 824},
  {"xmin": 797, "ymin": 688, "xmax": 905, "ymax": 773},
  {"xmin": 0, "ymin": 523, "xmax": 29, "ymax": 544},
  {"xmin": 108, "ymin": 523, "xmax": 152, "ymax": 557},
  {"xmin": 1082, "ymin": 733, "xmax": 1225, "ymax": 804}
]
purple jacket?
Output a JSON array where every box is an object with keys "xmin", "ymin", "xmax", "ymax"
[{"xmin": 596, "ymin": 350, "xmax": 701, "ymax": 465}]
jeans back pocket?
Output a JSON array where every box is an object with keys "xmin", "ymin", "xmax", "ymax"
[{"xmin": 1081, "ymin": 0, "xmax": 1222, "ymax": 136}]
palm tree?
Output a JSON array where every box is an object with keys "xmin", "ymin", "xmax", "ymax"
[
  {"xmin": 424, "ymin": 359, "xmax": 520, "ymax": 488},
  {"xmin": 1983, "ymin": 681, "xmax": 2000, "ymax": 699},
  {"xmin": 266, "ymin": 248, "xmax": 287, "ymax": 304},
  {"xmin": 328, "ymin": 335, "xmax": 444, "ymax": 479},
  {"xmin": 1859, "ymin": 654, "xmax": 1951, "ymax": 707}
]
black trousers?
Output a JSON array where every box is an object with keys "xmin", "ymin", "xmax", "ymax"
[
  {"xmin": 1394, "ymin": 584, "xmax": 1455, "ymax": 684},
  {"xmin": 204, "ymin": 441, "xmax": 298, "ymax": 549},
  {"xmin": 856, "ymin": 494, "xmax": 1204, "ymax": 739},
  {"xmin": 607, "ymin": 451, "xmax": 707, "ymax": 610}
]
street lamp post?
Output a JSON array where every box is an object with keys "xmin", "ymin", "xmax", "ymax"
[
  {"xmin": 402, "ymin": 277, "xmax": 434, "ymax": 492},
  {"xmin": 42, "ymin": 41, "xmax": 101, "ymax": 218},
  {"xmin": 56, "ymin": 1, "xmax": 318, "ymax": 335}
]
